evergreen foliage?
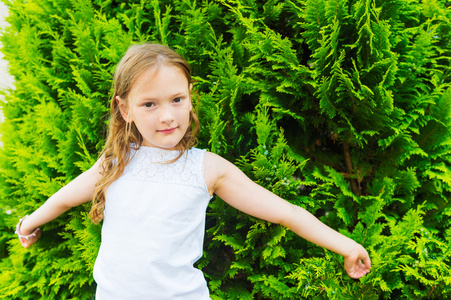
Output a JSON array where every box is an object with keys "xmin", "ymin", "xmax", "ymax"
[{"xmin": 0, "ymin": 0, "xmax": 450, "ymax": 298}]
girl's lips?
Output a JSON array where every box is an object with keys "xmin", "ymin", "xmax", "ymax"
[{"xmin": 157, "ymin": 127, "xmax": 177, "ymax": 134}]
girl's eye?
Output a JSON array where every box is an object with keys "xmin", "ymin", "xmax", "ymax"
[
  {"xmin": 144, "ymin": 102, "xmax": 155, "ymax": 108},
  {"xmin": 173, "ymin": 97, "xmax": 183, "ymax": 103}
]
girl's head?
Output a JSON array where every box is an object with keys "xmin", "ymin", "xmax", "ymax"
[
  {"xmin": 109, "ymin": 43, "xmax": 199, "ymax": 152},
  {"xmin": 90, "ymin": 43, "xmax": 199, "ymax": 223}
]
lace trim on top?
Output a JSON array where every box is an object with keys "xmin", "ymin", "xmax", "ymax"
[{"xmin": 121, "ymin": 146, "xmax": 208, "ymax": 190}]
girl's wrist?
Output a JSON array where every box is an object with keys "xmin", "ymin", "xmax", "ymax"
[
  {"xmin": 343, "ymin": 241, "xmax": 363, "ymax": 258},
  {"xmin": 337, "ymin": 238, "xmax": 360, "ymax": 259},
  {"xmin": 15, "ymin": 215, "xmax": 40, "ymax": 240}
]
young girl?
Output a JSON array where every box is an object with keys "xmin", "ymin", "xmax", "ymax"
[{"xmin": 15, "ymin": 43, "xmax": 371, "ymax": 299}]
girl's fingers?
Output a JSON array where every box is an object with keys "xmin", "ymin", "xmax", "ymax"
[
  {"xmin": 344, "ymin": 251, "xmax": 371, "ymax": 279},
  {"xmin": 19, "ymin": 230, "xmax": 41, "ymax": 248},
  {"xmin": 362, "ymin": 256, "xmax": 372, "ymax": 270}
]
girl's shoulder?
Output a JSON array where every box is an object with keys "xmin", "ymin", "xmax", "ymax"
[
  {"xmin": 189, "ymin": 148, "xmax": 219, "ymax": 163},
  {"xmin": 202, "ymin": 150, "xmax": 235, "ymax": 196},
  {"xmin": 201, "ymin": 150, "xmax": 224, "ymax": 168}
]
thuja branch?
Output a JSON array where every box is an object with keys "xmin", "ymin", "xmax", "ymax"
[{"xmin": 343, "ymin": 142, "xmax": 360, "ymax": 196}]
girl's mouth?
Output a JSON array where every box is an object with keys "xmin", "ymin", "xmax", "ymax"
[{"xmin": 157, "ymin": 127, "xmax": 177, "ymax": 134}]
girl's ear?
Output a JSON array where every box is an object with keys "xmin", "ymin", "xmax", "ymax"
[{"xmin": 116, "ymin": 96, "xmax": 132, "ymax": 122}]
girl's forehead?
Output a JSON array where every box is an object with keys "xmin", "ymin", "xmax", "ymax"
[{"xmin": 130, "ymin": 64, "xmax": 189, "ymax": 99}]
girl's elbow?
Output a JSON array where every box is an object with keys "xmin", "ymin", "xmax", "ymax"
[{"xmin": 277, "ymin": 203, "xmax": 302, "ymax": 228}]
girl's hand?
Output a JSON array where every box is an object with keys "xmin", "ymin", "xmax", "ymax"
[
  {"xmin": 18, "ymin": 229, "xmax": 42, "ymax": 248},
  {"xmin": 343, "ymin": 244, "xmax": 371, "ymax": 279},
  {"xmin": 15, "ymin": 216, "xmax": 42, "ymax": 248}
]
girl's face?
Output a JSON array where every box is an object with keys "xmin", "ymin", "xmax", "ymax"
[{"xmin": 117, "ymin": 64, "xmax": 192, "ymax": 150}]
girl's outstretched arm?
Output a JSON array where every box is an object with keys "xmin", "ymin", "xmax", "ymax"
[
  {"xmin": 204, "ymin": 152, "xmax": 371, "ymax": 279},
  {"xmin": 17, "ymin": 158, "xmax": 103, "ymax": 248}
]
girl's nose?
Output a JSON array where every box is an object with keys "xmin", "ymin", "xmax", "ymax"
[{"xmin": 159, "ymin": 106, "xmax": 175, "ymax": 124}]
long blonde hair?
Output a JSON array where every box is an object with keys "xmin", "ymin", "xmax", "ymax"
[{"xmin": 89, "ymin": 43, "xmax": 200, "ymax": 224}]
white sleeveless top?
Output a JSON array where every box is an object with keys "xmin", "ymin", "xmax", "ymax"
[{"xmin": 93, "ymin": 147, "xmax": 212, "ymax": 299}]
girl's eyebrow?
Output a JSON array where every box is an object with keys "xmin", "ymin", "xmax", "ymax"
[
  {"xmin": 138, "ymin": 91, "xmax": 188, "ymax": 101},
  {"xmin": 171, "ymin": 92, "xmax": 189, "ymax": 99},
  {"xmin": 138, "ymin": 97, "xmax": 157, "ymax": 102}
]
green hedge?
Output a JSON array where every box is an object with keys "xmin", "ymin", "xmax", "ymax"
[{"xmin": 1, "ymin": 0, "xmax": 450, "ymax": 299}]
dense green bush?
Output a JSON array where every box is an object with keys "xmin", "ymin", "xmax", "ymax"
[{"xmin": 0, "ymin": 0, "xmax": 450, "ymax": 298}]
